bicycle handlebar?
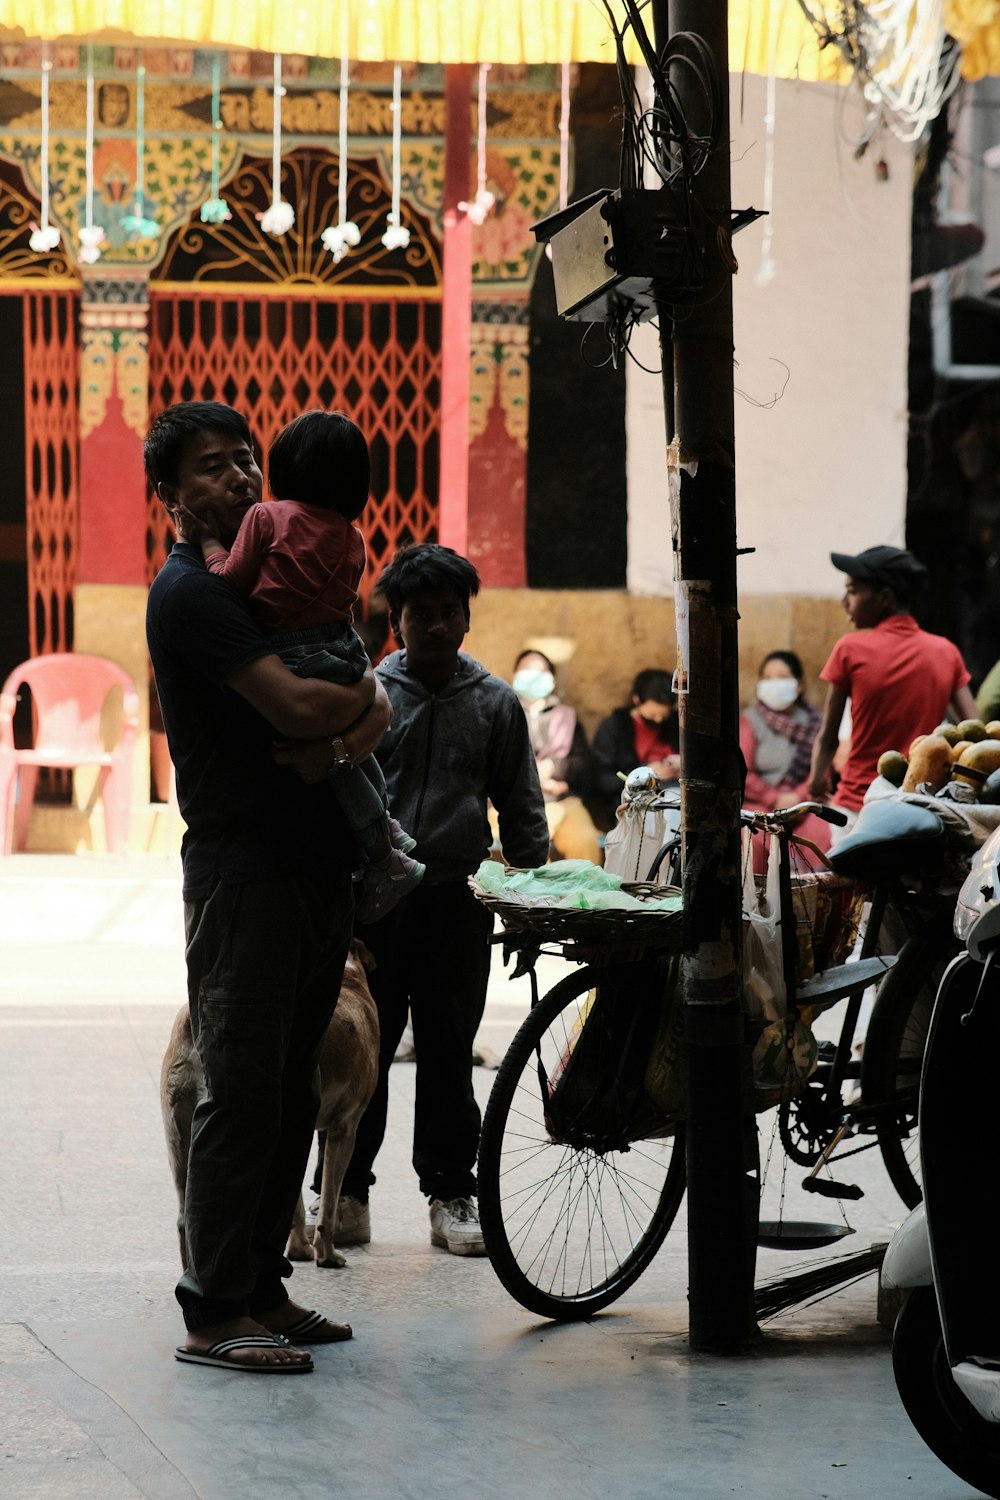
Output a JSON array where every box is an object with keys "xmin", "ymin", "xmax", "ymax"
[
  {"xmin": 816, "ymin": 805, "xmax": 850, "ymax": 826},
  {"xmin": 741, "ymin": 801, "xmax": 849, "ymax": 829},
  {"xmin": 632, "ymin": 793, "xmax": 848, "ymax": 828}
]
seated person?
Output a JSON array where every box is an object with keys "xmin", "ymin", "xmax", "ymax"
[
  {"xmin": 512, "ymin": 649, "xmax": 602, "ymax": 865},
  {"xmin": 591, "ymin": 668, "xmax": 680, "ymax": 824},
  {"xmin": 739, "ymin": 649, "xmax": 830, "ymax": 873}
]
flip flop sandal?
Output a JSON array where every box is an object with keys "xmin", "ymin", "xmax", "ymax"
[
  {"xmin": 174, "ymin": 1333, "xmax": 314, "ymax": 1372},
  {"xmin": 279, "ymin": 1309, "xmax": 353, "ymax": 1343}
]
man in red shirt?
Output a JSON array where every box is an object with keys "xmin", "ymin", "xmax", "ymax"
[{"xmin": 807, "ymin": 545, "xmax": 977, "ymax": 827}]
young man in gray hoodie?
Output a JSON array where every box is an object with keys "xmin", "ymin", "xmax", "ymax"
[{"xmin": 334, "ymin": 542, "xmax": 550, "ymax": 1254}]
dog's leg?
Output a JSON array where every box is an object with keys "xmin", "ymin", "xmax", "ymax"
[
  {"xmin": 285, "ymin": 1192, "xmax": 313, "ymax": 1261},
  {"xmin": 160, "ymin": 1009, "xmax": 202, "ymax": 1271},
  {"xmin": 313, "ymin": 1115, "xmax": 361, "ymax": 1269}
]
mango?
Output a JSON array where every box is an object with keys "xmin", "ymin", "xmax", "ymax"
[{"xmin": 902, "ymin": 734, "xmax": 955, "ymax": 792}]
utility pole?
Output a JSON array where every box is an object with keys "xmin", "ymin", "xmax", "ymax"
[{"xmin": 655, "ymin": 0, "xmax": 761, "ymax": 1351}]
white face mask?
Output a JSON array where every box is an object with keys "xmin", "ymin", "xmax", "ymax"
[
  {"xmin": 513, "ymin": 668, "xmax": 555, "ymax": 702},
  {"xmin": 756, "ymin": 677, "xmax": 799, "ymax": 712}
]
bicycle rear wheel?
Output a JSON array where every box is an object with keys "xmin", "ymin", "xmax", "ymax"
[
  {"xmin": 862, "ymin": 929, "xmax": 957, "ymax": 1209},
  {"xmin": 478, "ymin": 965, "xmax": 686, "ymax": 1321}
]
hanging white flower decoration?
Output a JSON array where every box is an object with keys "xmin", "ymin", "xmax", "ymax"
[
  {"xmin": 457, "ymin": 188, "xmax": 495, "ymax": 227},
  {"xmin": 29, "ymin": 223, "xmax": 61, "ymax": 252},
  {"xmin": 80, "ymin": 50, "xmax": 103, "ymax": 264},
  {"xmin": 31, "ymin": 51, "xmax": 59, "ymax": 255},
  {"xmin": 545, "ymin": 61, "xmax": 571, "ymax": 263},
  {"xmin": 259, "ymin": 55, "xmax": 294, "ymax": 237},
  {"xmin": 381, "ymin": 213, "xmax": 410, "ymax": 251},
  {"xmin": 321, "ymin": 22, "xmax": 360, "ymax": 263},
  {"xmin": 322, "ymin": 220, "xmax": 361, "ymax": 261},
  {"xmin": 260, "ymin": 200, "xmax": 295, "ymax": 236},
  {"xmin": 78, "ymin": 224, "xmax": 106, "ymax": 264},
  {"xmin": 382, "ymin": 64, "xmax": 410, "ymax": 252},
  {"xmin": 459, "ymin": 65, "xmax": 495, "ymax": 228}
]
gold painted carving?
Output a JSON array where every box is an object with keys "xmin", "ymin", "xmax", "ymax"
[
  {"xmin": 468, "ymin": 323, "xmax": 529, "ymax": 451},
  {"xmin": 79, "ymin": 326, "xmax": 115, "ymax": 439},
  {"xmin": 499, "ymin": 324, "xmax": 529, "ymax": 450},
  {"xmin": 79, "ymin": 325, "xmax": 149, "ymax": 439},
  {"xmin": 219, "ymin": 88, "xmax": 445, "ymax": 138},
  {"xmin": 4, "ymin": 76, "xmax": 559, "ymax": 145},
  {"xmin": 117, "ymin": 329, "xmax": 149, "ymax": 438}
]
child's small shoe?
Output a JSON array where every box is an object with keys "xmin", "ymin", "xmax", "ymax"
[
  {"xmin": 388, "ymin": 816, "xmax": 417, "ymax": 854},
  {"xmin": 355, "ymin": 848, "xmax": 425, "ymax": 925}
]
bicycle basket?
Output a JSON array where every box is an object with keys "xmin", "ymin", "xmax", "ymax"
[
  {"xmin": 469, "ymin": 874, "xmax": 683, "ymax": 959},
  {"xmin": 790, "ymin": 870, "xmax": 867, "ymax": 980}
]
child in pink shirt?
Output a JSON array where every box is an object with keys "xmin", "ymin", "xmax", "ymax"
[{"xmin": 192, "ymin": 409, "xmax": 423, "ymax": 923}]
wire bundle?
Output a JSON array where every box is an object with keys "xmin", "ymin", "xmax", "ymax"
[
  {"xmin": 587, "ymin": 2, "xmax": 723, "ymax": 370},
  {"xmin": 797, "ymin": 0, "xmax": 962, "ymax": 145}
]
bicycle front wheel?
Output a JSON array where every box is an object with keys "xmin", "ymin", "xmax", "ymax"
[
  {"xmin": 862, "ymin": 929, "xmax": 957, "ymax": 1209},
  {"xmin": 477, "ymin": 966, "xmax": 686, "ymax": 1321}
]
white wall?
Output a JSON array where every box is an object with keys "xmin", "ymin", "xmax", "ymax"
[{"xmin": 626, "ymin": 73, "xmax": 914, "ymax": 599}]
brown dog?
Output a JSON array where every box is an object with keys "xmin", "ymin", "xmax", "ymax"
[{"xmin": 160, "ymin": 940, "xmax": 379, "ymax": 1271}]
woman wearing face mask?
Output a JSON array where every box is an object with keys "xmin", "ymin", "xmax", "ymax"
[
  {"xmin": 591, "ymin": 668, "xmax": 681, "ymax": 825},
  {"xmin": 512, "ymin": 649, "xmax": 602, "ymax": 865},
  {"xmin": 739, "ymin": 650, "xmax": 830, "ymax": 866}
]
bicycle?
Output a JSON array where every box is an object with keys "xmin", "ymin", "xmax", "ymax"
[{"xmin": 474, "ymin": 792, "xmax": 966, "ymax": 1322}]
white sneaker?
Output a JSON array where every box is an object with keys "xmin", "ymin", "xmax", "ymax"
[
  {"xmin": 393, "ymin": 1020, "xmax": 416, "ymax": 1063},
  {"xmin": 304, "ymin": 1195, "xmax": 320, "ymax": 1240},
  {"xmin": 335, "ymin": 1195, "xmax": 371, "ymax": 1246},
  {"xmin": 429, "ymin": 1196, "xmax": 487, "ymax": 1256}
]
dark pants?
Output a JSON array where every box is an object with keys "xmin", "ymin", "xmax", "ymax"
[
  {"xmin": 178, "ymin": 874, "xmax": 352, "ymax": 1330},
  {"xmin": 340, "ymin": 880, "xmax": 493, "ymax": 1204}
]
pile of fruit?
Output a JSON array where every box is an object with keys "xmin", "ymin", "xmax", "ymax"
[{"xmin": 877, "ymin": 719, "xmax": 1000, "ymax": 794}]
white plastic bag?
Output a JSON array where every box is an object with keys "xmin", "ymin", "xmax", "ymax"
[
  {"xmin": 742, "ymin": 828, "xmax": 818, "ymax": 1099},
  {"xmin": 603, "ymin": 776, "xmax": 680, "ymax": 884},
  {"xmin": 742, "ymin": 828, "xmax": 784, "ymax": 1025}
]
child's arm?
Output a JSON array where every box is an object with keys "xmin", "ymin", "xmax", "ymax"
[
  {"xmin": 193, "ymin": 503, "xmax": 270, "ymax": 596},
  {"xmin": 488, "ymin": 696, "xmax": 552, "ymax": 869},
  {"xmin": 174, "ymin": 503, "xmax": 237, "ymax": 574}
]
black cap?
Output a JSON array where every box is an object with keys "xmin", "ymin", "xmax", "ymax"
[{"xmin": 830, "ymin": 545, "xmax": 928, "ymax": 590}]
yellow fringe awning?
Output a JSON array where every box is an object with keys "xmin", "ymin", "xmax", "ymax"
[
  {"xmin": 0, "ymin": 1, "xmax": 843, "ymax": 76},
  {"xmin": 945, "ymin": 0, "xmax": 1000, "ymax": 80}
]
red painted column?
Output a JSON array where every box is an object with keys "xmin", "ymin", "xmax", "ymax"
[
  {"xmin": 77, "ymin": 271, "xmax": 150, "ymax": 586},
  {"xmin": 439, "ymin": 65, "xmax": 473, "ymax": 557}
]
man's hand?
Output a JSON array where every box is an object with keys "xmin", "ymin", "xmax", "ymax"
[
  {"xmin": 271, "ymin": 737, "xmax": 344, "ymax": 784},
  {"xmin": 271, "ymin": 681, "xmax": 392, "ymax": 783},
  {"xmin": 651, "ymin": 754, "xmax": 681, "ymax": 782}
]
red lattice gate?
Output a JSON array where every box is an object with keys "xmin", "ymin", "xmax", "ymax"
[
  {"xmin": 23, "ymin": 288, "xmax": 79, "ymax": 658},
  {"xmin": 147, "ymin": 291, "xmax": 442, "ymax": 610}
]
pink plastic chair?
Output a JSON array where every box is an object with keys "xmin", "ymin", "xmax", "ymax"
[{"xmin": 0, "ymin": 653, "xmax": 140, "ymax": 855}]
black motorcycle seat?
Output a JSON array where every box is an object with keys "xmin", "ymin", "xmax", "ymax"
[{"xmin": 828, "ymin": 797, "xmax": 947, "ymax": 880}]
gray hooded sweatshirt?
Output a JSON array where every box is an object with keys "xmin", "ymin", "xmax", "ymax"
[{"xmin": 374, "ymin": 649, "xmax": 550, "ymax": 883}]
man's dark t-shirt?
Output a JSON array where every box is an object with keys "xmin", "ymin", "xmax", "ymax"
[{"xmin": 146, "ymin": 542, "xmax": 355, "ymax": 899}]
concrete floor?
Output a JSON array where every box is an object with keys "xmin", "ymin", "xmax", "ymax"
[{"xmin": 0, "ymin": 853, "xmax": 986, "ymax": 1499}]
